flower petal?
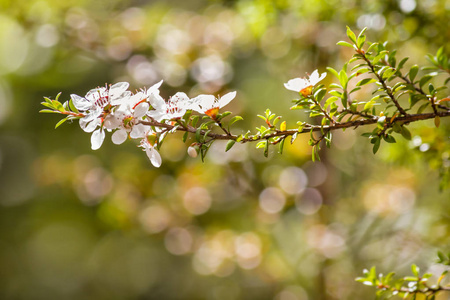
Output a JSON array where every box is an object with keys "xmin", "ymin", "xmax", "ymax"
[
  {"xmin": 85, "ymin": 87, "xmax": 107, "ymax": 102},
  {"xmin": 103, "ymin": 114, "xmax": 121, "ymax": 130},
  {"xmin": 80, "ymin": 117, "xmax": 100, "ymax": 132},
  {"xmin": 148, "ymin": 93, "xmax": 165, "ymax": 110},
  {"xmin": 191, "ymin": 94, "xmax": 215, "ymax": 113},
  {"xmin": 218, "ymin": 91, "xmax": 236, "ymax": 108},
  {"xmin": 147, "ymin": 80, "xmax": 163, "ymax": 94},
  {"xmin": 146, "ymin": 147, "xmax": 162, "ymax": 168},
  {"xmin": 284, "ymin": 78, "xmax": 308, "ymax": 92},
  {"xmin": 109, "ymin": 82, "xmax": 129, "ymax": 96},
  {"xmin": 112, "ymin": 129, "xmax": 127, "ymax": 145},
  {"xmin": 91, "ymin": 128, "xmax": 105, "ymax": 150},
  {"xmin": 110, "ymin": 91, "xmax": 131, "ymax": 106},
  {"xmin": 134, "ymin": 102, "xmax": 149, "ymax": 118},
  {"xmin": 130, "ymin": 124, "xmax": 148, "ymax": 139},
  {"xmin": 70, "ymin": 94, "xmax": 91, "ymax": 111}
]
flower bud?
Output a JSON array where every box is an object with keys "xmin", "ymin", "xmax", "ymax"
[{"xmin": 187, "ymin": 145, "xmax": 199, "ymax": 158}]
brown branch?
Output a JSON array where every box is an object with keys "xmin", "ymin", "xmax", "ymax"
[{"xmin": 139, "ymin": 110, "xmax": 450, "ymax": 144}]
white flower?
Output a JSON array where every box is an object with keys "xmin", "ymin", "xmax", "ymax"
[
  {"xmin": 190, "ymin": 91, "xmax": 236, "ymax": 119},
  {"xmin": 139, "ymin": 133, "xmax": 162, "ymax": 168},
  {"xmin": 148, "ymin": 92, "xmax": 190, "ymax": 121},
  {"xmin": 284, "ymin": 70, "xmax": 326, "ymax": 97},
  {"xmin": 108, "ymin": 91, "xmax": 151, "ymax": 145},
  {"xmin": 70, "ymin": 82, "xmax": 131, "ymax": 150}
]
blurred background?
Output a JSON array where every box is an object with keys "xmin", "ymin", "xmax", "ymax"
[{"xmin": 0, "ymin": 0, "xmax": 449, "ymax": 299}]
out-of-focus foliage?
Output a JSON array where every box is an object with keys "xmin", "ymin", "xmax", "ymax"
[{"xmin": 0, "ymin": 0, "xmax": 449, "ymax": 299}]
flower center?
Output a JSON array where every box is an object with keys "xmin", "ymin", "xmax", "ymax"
[
  {"xmin": 205, "ymin": 107, "xmax": 219, "ymax": 119},
  {"xmin": 300, "ymin": 86, "xmax": 313, "ymax": 97},
  {"xmin": 122, "ymin": 115, "xmax": 135, "ymax": 129},
  {"xmin": 94, "ymin": 90, "xmax": 110, "ymax": 108}
]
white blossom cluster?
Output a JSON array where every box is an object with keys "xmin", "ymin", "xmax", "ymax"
[{"xmin": 70, "ymin": 81, "xmax": 236, "ymax": 167}]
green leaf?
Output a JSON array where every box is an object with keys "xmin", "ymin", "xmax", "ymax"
[
  {"xmin": 346, "ymin": 26, "xmax": 357, "ymax": 44},
  {"xmin": 337, "ymin": 41, "xmax": 354, "ymax": 48},
  {"xmin": 39, "ymin": 109, "xmax": 60, "ymax": 114},
  {"xmin": 264, "ymin": 140, "xmax": 269, "ymax": 157},
  {"xmin": 417, "ymin": 102, "xmax": 429, "ymax": 114},
  {"xmin": 411, "ymin": 264, "xmax": 419, "ymax": 277},
  {"xmin": 228, "ymin": 115, "xmax": 243, "ymax": 130},
  {"xmin": 314, "ymin": 88, "xmax": 327, "ymax": 102},
  {"xmin": 68, "ymin": 98, "xmax": 79, "ymax": 113},
  {"xmin": 182, "ymin": 131, "xmax": 189, "ymax": 143},
  {"xmin": 356, "ymin": 33, "xmax": 366, "ymax": 49},
  {"xmin": 55, "ymin": 117, "xmax": 68, "ymax": 129},
  {"xmin": 372, "ymin": 138, "xmax": 381, "ymax": 154},
  {"xmin": 278, "ymin": 138, "xmax": 285, "ymax": 154},
  {"xmin": 191, "ymin": 115, "xmax": 200, "ymax": 127},
  {"xmin": 356, "ymin": 78, "xmax": 377, "ymax": 86},
  {"xmin": 400, "ymin": 126, "xmax": 412, "ymax": 140},
  {"xmin": 408, "ymin": 65, "xmax": 419, "ymax": 82},
  {"xmin": 326, "ymin": 67, "xmax": 339, "ymax": 79},
  {"xmin": 195, "ymin": 128, "xmax": 202, "ymax": 142},
  {"xmin": 52, "ymin": 100, "xmax": 65, "ymax": 112},
  {"xmin": 419, "ymin": 74, "xmax": 433, "ymax": 87},
  {"xmin": 225, "ymin": 140, "xmax": 236, "ymax": 152},
  {"xmin": 383, "ymin": 134, "xmax": 396, "ymax": 143},
  {"xmin": 339, "ymin": 69, "xmax": 348, "ymax": 89}
]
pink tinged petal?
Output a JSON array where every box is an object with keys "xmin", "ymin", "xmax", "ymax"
[
  {"xmin": 218, "ymin": 91, "xmax": 236, "ymax": 108},
  {"xmin": 71, "ymin": 94, "xmax": 91, "ymax": 111},
  {"xmin": 134, "ymin": 102, "xmax": 149, "ymax": 118},
  {"xmin": 130, "ymin": 124, "xmax": 148, "ymax": 139},
  {"xmin": 112, "ymin": 129, "xmax": 127, "ymax": 145},
  {"xmin": 91, "ymin": 129, "xmax": 105, "ymax": 150},
  {"xmin": 146, "ymin": 147, "xmax": 162, "ymax": 168}
]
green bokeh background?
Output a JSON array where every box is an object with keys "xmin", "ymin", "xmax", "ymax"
[{"xmin": 0, "ymin": 0, "xmax": 449, "ymax": 299}]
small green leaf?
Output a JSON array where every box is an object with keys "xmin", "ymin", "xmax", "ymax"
[
  {"xmin": 39, "ymin": 109, "xmax": 60, "ymax": 114},
  {"xmin": 225, "ymin": 140, "xmax": 236, "ymax": 152},
  {"xmin": 279, "ymin": 138, "xmax": 285, "ymax": 154},
  {"xmin": 264, "ymin": 140, "xmax": 269, "ymax": 157},
  {"xmin": 383, "ymin": 134, "xmax": 396, "ymax": 143},
  {"xmin": 182, "ymin": 131, "xmax": 189, "ymax": 143},
  {"xmin": 346, "ymin": 26, "xmax": 357, "ymax": 44},
  {"xmin": 411, "ymin": 264, "xmax": 419, "ymax": 277},
  {"xmin": 195, "ymin": 128, "xmax": 202, "ymax": 142},
  {"xmin": 356, "ymin": 78, "xmax": 377, "ymax": 86},
  {"xmin": 326, "ymin": 67, "xmax": 339, "ymax": 79},
  {"xmin": 339, "ymin": 70, "xmax": 348, "ymax": 89},
  {"xmin": 400, "ymin": 126, "xmax": 412, "ymax": 140},
  {"xmin": 55, "ymin": 117, "xmax": 68, "ymax": 129},
  {"xmin": 372, "ymin": 138, "xmax": 381, "ymax": 154},
  {"xmin": 191, "ymin": 115, "xmax": 200, "ymax": 127},
  {"xmin": 408, "ymin": 65, "xmax": 419, "ymax": 82},
  {"xmin": 337, "ymin": 41, "xmax": 354, "ymax": 48}
]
